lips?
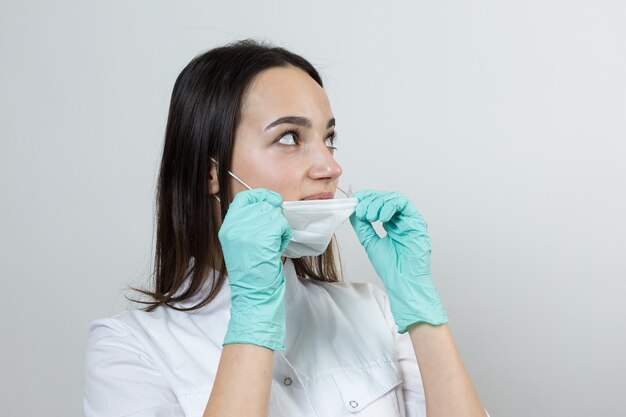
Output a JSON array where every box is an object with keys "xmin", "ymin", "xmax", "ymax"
[{"xmin": 301, "ymin": 191, "xmax": 334, "ymax": 200}]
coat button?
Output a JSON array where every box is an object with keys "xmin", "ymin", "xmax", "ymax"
[
  {"xmin": 349, "ymin": 400, "xmax": 359, "ymax": 408},
  {"xmin": 283, "ymin": 377, "xmax": 293, "ymax": 386}
]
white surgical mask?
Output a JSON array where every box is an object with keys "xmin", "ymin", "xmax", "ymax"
[
  {"xmin": 280, "ymin": 197, "xmax": 357, "ymax": 258},
  {"xmin": 210, "ymin": 158, "xmax": 357, "ymax": 258}
]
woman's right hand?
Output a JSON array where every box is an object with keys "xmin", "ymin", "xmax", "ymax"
[{"xmin": 218, "ymin": 188, "xmax": 293, "ymax": 351}]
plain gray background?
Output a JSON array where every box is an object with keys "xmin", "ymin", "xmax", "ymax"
[{"xmin": 1, "ymin": 1, "xmax": 625, "ymax": 416}]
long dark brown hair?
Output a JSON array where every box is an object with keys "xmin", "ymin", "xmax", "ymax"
[{"xmin": 128, "ymin": 39, "xmax": 343, "ymax": 312}]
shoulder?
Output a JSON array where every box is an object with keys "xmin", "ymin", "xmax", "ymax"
[
  {"xmin": 86, "ymin": 285, "xmax": 220, "ymax": 342},
  {"xmin": 85, "ymin": 304, "xmax": 181, "ymax": 359},
  {"xmin": 83, "ymin": 309, "xmax": 185, "ymax": 416},
  {"xmin": 85, "ymin": 297, "xmax": 230, "ymax": 371},
  {"xmin": 86, "ymin": 310, "xmax": 151, "ymax": 357},
  {"xmin": 84, "ymin": 309, "xmax": 163, "ymax": 386},
  {"xmin": 84, "ymin": 307, "xmax": 180, "ymax": 390}
]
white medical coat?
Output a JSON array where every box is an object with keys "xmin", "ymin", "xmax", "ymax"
[{"xmin": 84, "ymin": 258, "xmax": 481, "ymax": 417}]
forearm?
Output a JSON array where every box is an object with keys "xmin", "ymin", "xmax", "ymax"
[
  {"xmin": 203, "ymin": 343, "xmax": 274, "ymax": 417},
  {"xmin": 409, "ymin": 323, "xmax": 485, "ymax": 417}
]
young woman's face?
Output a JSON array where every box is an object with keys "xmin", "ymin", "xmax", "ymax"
[{"xmin": 228, "ymin": 65, "xmax": 342, "ymax": 202}]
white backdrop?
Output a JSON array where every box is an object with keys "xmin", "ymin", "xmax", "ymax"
[{"xmin": 1, "ymin": 1, "xmax": 625, "ymax": 416}]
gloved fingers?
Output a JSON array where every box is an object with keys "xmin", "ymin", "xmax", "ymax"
[
  {"xmin": 354, "ymin": 189, "xmax": 418, "ymax": 222},
  {"xmin": 353, "ymin": 189, "xmax": 386, "ymax": 219},
  {"xmin": 353, "ymin": 189, "xmax": 380, "ymax": 207},
  {"xmin": 349, "ymin": 212, "xmax": 380, "ymax": 251},
  {"xmin": 365, "ymin": 192, "xmax": 409, "ymax": 222},
  {"xmin": 384, "ymin": 217, "xmax": 430, "ymax": 245},
  {"xmin": 364, "ymin": 195, "xmax": 387, "ymax": 222},
  {"xmin": 246, "ymin": 201, "xmax": 293, "ymax": 243},
  {"xmin": 229, "ymin": 188, "xmax": 283, "ymax": 212},
  {"xmin": 220, "ymin": 188, "xmax": 292, "ymax": 248},
  {"xmin": 354, "ymin": 189, "xmax": 428, "ymax": 241},
  {"xmin": 357, "ymin": 191, "xmax": 403, "ymax": 223},
  {"xmin": 379, "ymin": 195, "xmax": 406, "ymax": 223},
  {"xmin": 353, "ymin": 189, "xmax": 378, "ymax": 199}
]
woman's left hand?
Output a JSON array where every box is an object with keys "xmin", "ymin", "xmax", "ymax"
[{"xmin": 349, "ymin": 189, "xmax": 448, "ymax": 333}]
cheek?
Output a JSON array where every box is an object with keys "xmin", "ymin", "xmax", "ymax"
[
  {"xmin": 236, "ymin": 152, "xmax": 303, "ymax": 197},
  {"xmin": 260, "ymin": 159, "xmax": 303, "ymax": 198}
]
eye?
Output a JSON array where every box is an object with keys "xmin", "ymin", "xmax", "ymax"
[
  {"xmin": 325, "ymin": 131, "xmax": 338, "ymax": 150},
  {"xmin": 277, "ymin": 129, "xmax": 299, "ymax": 146}
]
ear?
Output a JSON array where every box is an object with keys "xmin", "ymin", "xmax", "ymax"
[{"xmin": 208, "ymin": 161, "xmax": 219, "ymax": 195}]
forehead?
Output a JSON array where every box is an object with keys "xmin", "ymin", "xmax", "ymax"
[{"xmin": 240, "ymin": 65, "xmax": 332, "ymax": 131}]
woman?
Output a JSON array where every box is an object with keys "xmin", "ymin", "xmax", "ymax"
[{"xmin": 84, "ymin": 38, "xmax": 488, "ymax": 417}]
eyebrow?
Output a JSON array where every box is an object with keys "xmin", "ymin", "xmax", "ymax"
[{"xmin": 264, "ymin": 116, "xmax": 335, "ymax": 131}]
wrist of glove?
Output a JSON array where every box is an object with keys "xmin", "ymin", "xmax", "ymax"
[
  {"xmin": 349, "ymin": 189, "xmax": 448, "ymax": 333},
  {"xmin": 223, "ymin": 265, "xmax": 287, "ymax": 351},
  {"xmin": 384, "ymin": 272, "xmax": 449, "ymax": 333},
  {"xmin": 218, "ymin": 189, "xmax": 292, "ymax": 351}
]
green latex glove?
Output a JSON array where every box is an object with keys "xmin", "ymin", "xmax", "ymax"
[
  {"xmin": 218, "ymin": 188, "xmax": 293, "ymax": 350},
  {"xmin": 349, "ymin": 189, "xmax": 448, "ymax": 333}
]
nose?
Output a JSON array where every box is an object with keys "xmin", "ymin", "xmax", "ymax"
[{"xmin": 308, "ymin": 142, "xmax": 342, "ymax": 180}]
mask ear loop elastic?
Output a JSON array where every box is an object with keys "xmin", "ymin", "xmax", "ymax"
[
  {"xmin": 336, "ymin": 184, "xmax": 354, "ymax": 198},
  {"xmin": 210, "ymin": 157, "xmax": 254, "ymax": 203}
]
